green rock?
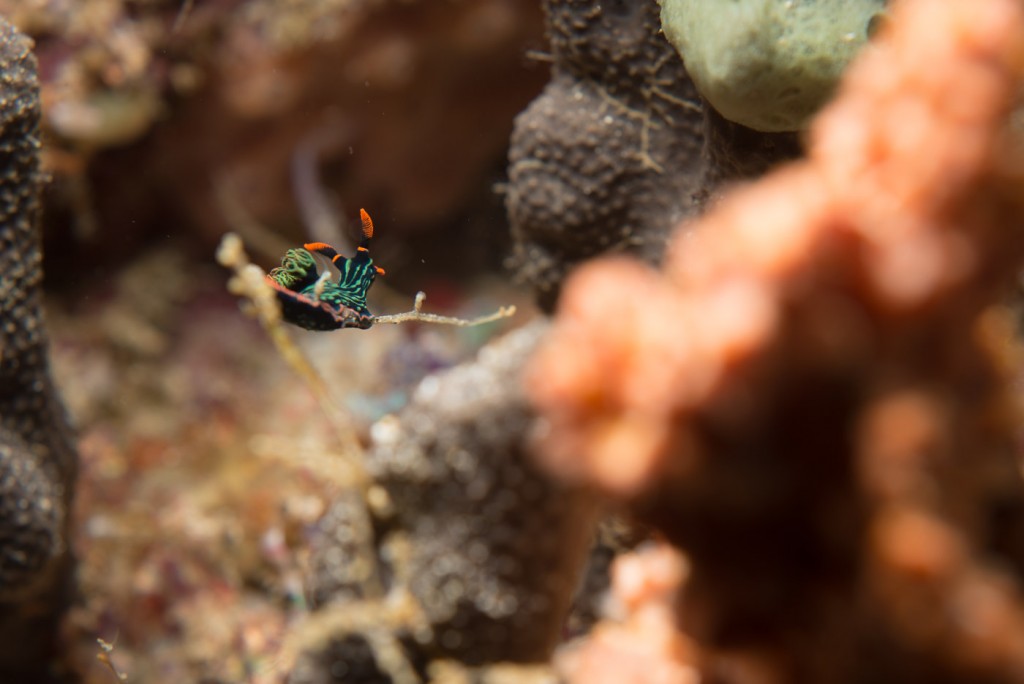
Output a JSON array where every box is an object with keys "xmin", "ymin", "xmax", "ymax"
[{"xmin": 660, "ymin": 0, "xmax": 887, "ymax": 132}]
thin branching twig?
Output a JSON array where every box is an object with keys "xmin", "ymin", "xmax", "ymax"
[
  {"xmin": 216, "ymin": 236, "xmax": 442, "ymax": 684},
  {"xmin": 215, "ymin": 234, "xmax": 385, "ymax": 601},
  {"xmin": 172, "ymin": 0, "xmax": 195, "ymax": 33},
  {"xmin": 372, "ymin": 291, "xmax": 516, "ymax": 327},
  {"xmin": 97, "ymin": 638, "xmax": 127, "ymax": 682},
  {"xmin": 216, "ymin": 235, "xmax": 361, "ymax": 455}
]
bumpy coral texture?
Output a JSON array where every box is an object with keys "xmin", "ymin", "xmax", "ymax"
[
  {"xmin": 506, "ymin": 0, "xmax": 800, "ymax": 311},
  {"xmin": 0, "ymin": 16, "xmax": 78, "ymax": 679},
  {"xmin": 505, "ymin": 0, "xmax": 703, "ymax": 311},
  {"xmin": 297, "ymin": 322, "xmax": 597, "ymax": 682},
  {"xmin": 530, "ymin": 0, "xmax": 1024, "ymax": 681}
]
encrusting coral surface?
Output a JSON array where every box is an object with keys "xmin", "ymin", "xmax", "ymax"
[
  {"xmin": 0, "ymin": 16, "xmax": 78, "ymax": 682},
  {"xmin": 530, "ymin": 0, "xmax": 1024, "ymax": 681},
  {"xmin": 505, "ymin": 0, "xmax": 705, "ymax": 311}
]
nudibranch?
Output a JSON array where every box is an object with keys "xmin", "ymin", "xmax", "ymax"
[{"xmin": 266, "ymin": 208, "xmax": 386, "ymax": 330}]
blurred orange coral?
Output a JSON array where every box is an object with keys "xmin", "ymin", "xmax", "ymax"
[
  {"xmin": 531, "ymin": 0, "xmax": 1024, "ymax": 498},
  {"xmin": 557, "ymin": 543, "xmax": 698, "ymax": 684},
  {"xmin": 530, "ymin": 0, "xmax": 1024, "ymax": 681}
]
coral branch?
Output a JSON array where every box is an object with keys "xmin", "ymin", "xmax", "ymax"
[
  {"xmin": 372, "ymin": 291, "xmax": 516, "ymax": 327},
  {"xmin": 216, "ymin": 232, "xmax": 365, "ymax": 466}
]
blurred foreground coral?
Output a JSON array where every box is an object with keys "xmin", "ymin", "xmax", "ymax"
[{"xmin": 530, "ymin": 0, "xmax": 1024, "ymax": 681}]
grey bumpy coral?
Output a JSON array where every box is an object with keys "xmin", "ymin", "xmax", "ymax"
[
  {"xmin": 0, "ymin": 17, "xmax": 78, "ymax": 680},
  {"xmin": 295, "ymin": 322, "xmax": 596, "ymax": 682},
  {"xmin": 506, "ymin": 0, "xmax": 704, "ymax": 311},
  {"xmin": 507, "ymin": 0, "xmax": 800, "ymax": 310}
]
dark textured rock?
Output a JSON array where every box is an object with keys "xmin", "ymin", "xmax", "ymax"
[
  {"xmin": 291, "ymin": 633, "xmax": 413, "ymax": 684},
  {"xmin": 506, "ymin": 0, "xmax": 802, "ymax": 311},
  {"xmin": 0, "ymin": 16, "xmax": 78, "ymax": 680},
  {"xmin": 297, "ymin": 322, "xmax": 597, "ymax": 681},
  {"xmin": 699, "ymin": 104, "xmax": 801, "ymax": 197},
  {"xmin": 506, "ymin": 0, "xmax": 703, "ymax": 311}
]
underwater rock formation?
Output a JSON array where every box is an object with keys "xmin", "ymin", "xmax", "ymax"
[
  {"xmin": 506, "ymin": 0, "xmax": 800, "ymax": 311},
  {"xmin": 0, "ymin": 17, "xmax": 78, "ymax": 681},
  {"xmin": 295, "ymin": 322, "xmax": 597, "ymax": 682},
  {"xmin": 530, "ymin": 0, "xmax": 1024, "ymax": 681},
  {"xmin": 505, "ymin": 0, "xmax": 704, "ymax": 311}
]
